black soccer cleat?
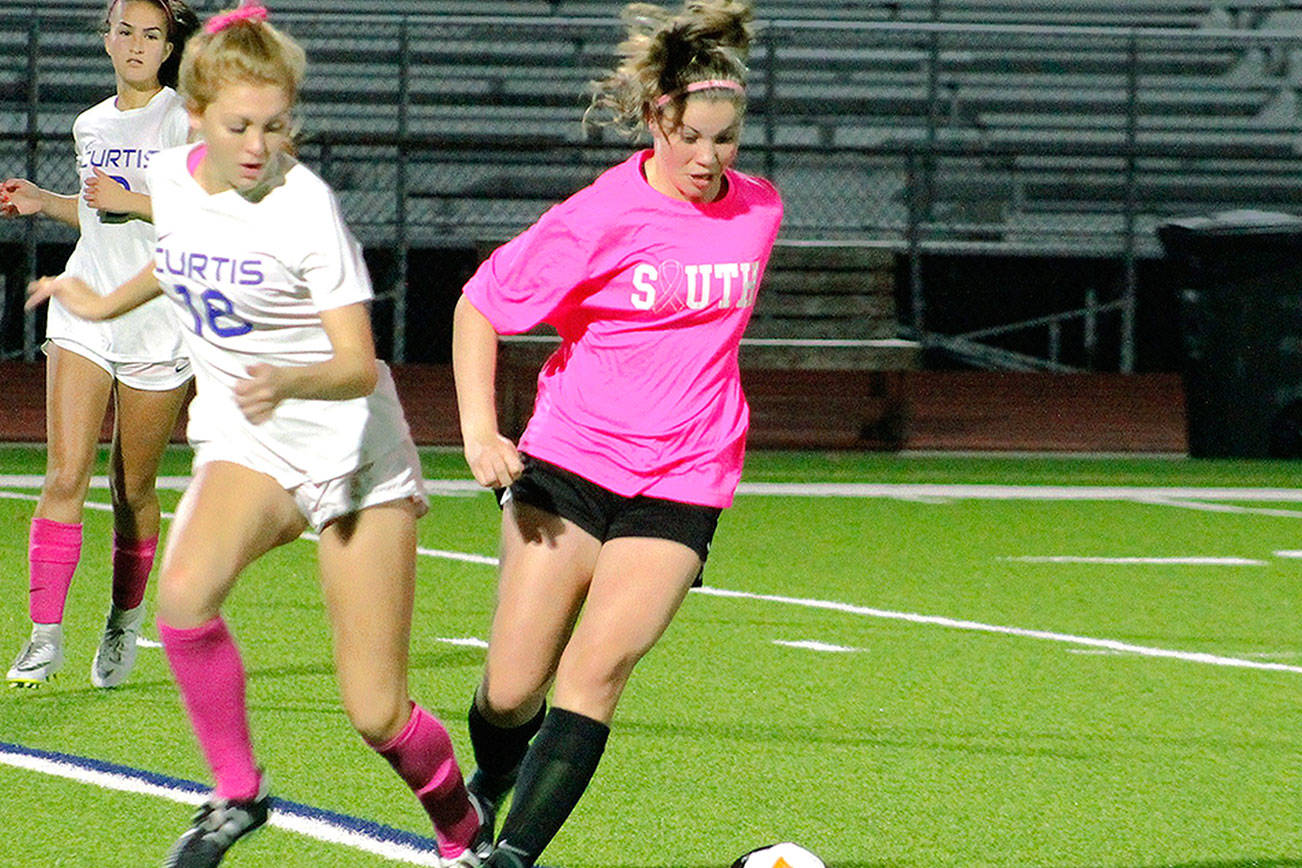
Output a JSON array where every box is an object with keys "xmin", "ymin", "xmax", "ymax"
[
  {"xmin": 163, "ymin": 785, "xmax": 270, "ymax": 867},
  {"xmin": 465, "ymin": 767, "xmax": 515, "ymax": 853}
]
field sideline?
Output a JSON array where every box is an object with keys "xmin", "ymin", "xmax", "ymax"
[{"xmin": 0, "ymin": 447, "xmax": 1300, "ymax": 867}]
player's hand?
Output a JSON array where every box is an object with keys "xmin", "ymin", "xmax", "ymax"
[
  {"xmin": 463, "ymin": 431, "xmax": 523, "ymax": 489},
  {"xmin": 234, "ymin": 363, "xmax": 288, "ymax": 425},
  {"xmin": 26, "ymin": 275, "xmax": 96, "ymax": 314},
  {"xmin": 1, "ymin": 178, "xmax": 42, "ymax": 218},
  {"xmin": 83, "ymin": 168, "xmax": 131, "ymax": 213}
]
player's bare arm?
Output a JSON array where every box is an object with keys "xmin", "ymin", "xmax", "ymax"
[
  {"xmin": 452, "ymin": 294, "xmax": 523, "ymax": 489},
  {"xmin": 1, "ymin": 178, "xmax": 80, "ymax": 228},
  {"xmin": 233, "ymin": 301, "xmax": 379, "ymax": 424},
  {"xmin": 25, "ymin": 260, "xmax": 162, "ymax": 320},
  {"xmin": 83, "ymin": 168, "xmax": 154, "ymax": 221}
]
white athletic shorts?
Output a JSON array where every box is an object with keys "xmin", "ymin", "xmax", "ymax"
[
  {"xmin": 192, "ymin": 423, "xmax": 429, "ymax": 533},
  {"xmin": 45, "ymin": 338, "xmax": 192, "ymax": 392}
]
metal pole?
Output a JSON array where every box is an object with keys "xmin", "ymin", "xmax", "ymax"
[
  {"xmin": 1120, "ymin": 31, "xmax": 1139, "ymax": 374},
  {"xmin": 762, "ymin": 23, "xmax": 776, "ymax": 183},
  {"xmin": 906, "ymin": 151, "xmax": 926, "ymax": 340},
  {"xmin": 23, "ymin": 18, "xmax": 40, "ymax": 362},
  {"xmin": 393, "ymin": 16, "xmax": 410, "ymax": 363}
]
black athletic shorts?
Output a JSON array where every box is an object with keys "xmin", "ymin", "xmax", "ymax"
[{"xmin": 497, "ymin": 453, "xmax": 722, "ymax": 564}]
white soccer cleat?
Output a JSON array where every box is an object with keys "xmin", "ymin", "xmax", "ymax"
[
  {"xmin": 90, "ymin": 603, "xmax": 146, "ymax": 688},
  {"xmin": 7, "ymin": 622, "xmax": 64, "ymax": 687}
]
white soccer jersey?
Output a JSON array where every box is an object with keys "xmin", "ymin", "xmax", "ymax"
[
  {"xmin": 146, "ymin": 144, "xmax": 406, "ymax": 485},
  {"xmin": 48, "ymin": 87, "xmax": 190, "ymax": 363}
]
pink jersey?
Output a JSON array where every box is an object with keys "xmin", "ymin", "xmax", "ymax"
[{"xmin": 463, "ymin": 150, "xmax": 783, "ymax": 507}]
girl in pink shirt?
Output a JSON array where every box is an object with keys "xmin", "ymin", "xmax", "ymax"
[{"xmin": 452, "ymin": 2, "xmax": 781, "ymax": 865}]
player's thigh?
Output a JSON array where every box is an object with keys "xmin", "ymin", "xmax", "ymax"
[
  {"xmin": 109, "ymin": 379, "xmax": 188, "ymax": 491},
  {"xmin": 157, "ymin": 460, "xmax": 306, "ymax": 627},
  {"xmin": 552, "ymin": 537, "xmax": 701, "ymax": 711},
  {"xmin": 317, "ymin": 502, "xmax": 418, "ymax": 706},
  {"xmin": 481, "ymin": 501, "xmax": 601, "ymax": 713}
]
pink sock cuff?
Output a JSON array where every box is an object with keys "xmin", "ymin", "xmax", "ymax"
[
  {"xmin": 30, "ymin": 518, "xmax": 83, "ymax": 562},
  {"xmin": 368, "ymin": 702, "xmax": 419, "ymax": 752},
  {"xmin": 113, "ymin": 533, "xmax": 159, "ymax": 557},
  {"xmin": 158, "ymin": 616, "xmax": 228, "ymax": 646}
]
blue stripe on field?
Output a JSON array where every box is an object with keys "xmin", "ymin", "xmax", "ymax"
[{"xmin": 0, "ymin": 741, "xmax": 440, "ymax": 852}]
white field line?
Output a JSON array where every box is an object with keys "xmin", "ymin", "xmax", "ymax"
[
  {"xmin": 1136, "ymin": 496, "xmax": 1302, "ymax": 519},
  {"xmin": 691, "ymin": 586, "xmax": 1302, "ymax": 675},
  {"xmin": 773, "ymin": 639, "xmax": 865, "ymax": 653},
  {"xmin": 1001, "ymin": 555, "xmax": 1267, "ymax": 565},
  {"xmin": 1, "ymin": 480, "xmax": 1299, "ymax": 674},
  {"xmin": 0, "ymin": 748, "xmax": 442, "ymax": 866}
]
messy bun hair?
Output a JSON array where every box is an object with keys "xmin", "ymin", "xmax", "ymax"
[
  {"xmin": 585, "ymin": 0, "xmax": 753, "ymax": 136},
  {"xmin": 179, "ymin": 7, "xmax": 305, "ymax": 115}
]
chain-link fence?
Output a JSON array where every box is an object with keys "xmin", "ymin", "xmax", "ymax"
[{"xmin": 4, "ymin": 8, "xmax": 1302, "ymax": 366}]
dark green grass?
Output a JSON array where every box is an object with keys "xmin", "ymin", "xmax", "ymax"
[{"xmin": 0, "ymin": 448, "xmax": 1300, "ymax": 866}]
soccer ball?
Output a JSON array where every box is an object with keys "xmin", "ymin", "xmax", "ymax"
[{"xmin": 729, "ymin": 842, "xmax": 827, "ymax": 868}]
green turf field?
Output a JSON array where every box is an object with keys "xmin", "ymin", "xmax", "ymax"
[{"xmin": 1, "ymin": 446, "xmax": 1300, "ymax": 867}]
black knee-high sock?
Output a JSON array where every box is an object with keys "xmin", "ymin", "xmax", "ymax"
[
  {"xmin": 488, "ymin": 707, "xmax": 609, "ymax": 868},
  {"xmin": 467, "ymin": 698, "xmax": 546, "ymax": 802}
]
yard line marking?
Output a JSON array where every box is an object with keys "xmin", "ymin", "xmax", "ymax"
[
  {"xmin": 433, "ymin": 636, "xmax": 488, "ymax": 648},
  {"xmin": 2, "ymin": 481, "xmax": 1298, "ymax": 675},
  {"xmin": 774, "ymin": 639, "xmax": 865, "ymax": 653},
  {"xmin": 1001, "ymin": 555, "xmax": 1267, "ymax": 565},
  {"xmin": 0, "ymin": 742, "xmax": 443, "ymax": 865},
  {"xmin": 692, "ymin": 586, "xmax": 1302, "ymax": 675},
  {"xmin": 1137, "ymin": 497, "xmax": 1302, "ymax": 519}
]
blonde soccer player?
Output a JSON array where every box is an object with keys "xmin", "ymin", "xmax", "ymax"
[
  {"xmin": 451, "ymin": 2, "xmax": 782, "ymax": 865},
  {"xmin": 2, "ymin": 0, "xmax": 199, "ymax": 690},
  {"xmin": 27, "ymin": 3, "xmax": 485, "ymax": 865}
]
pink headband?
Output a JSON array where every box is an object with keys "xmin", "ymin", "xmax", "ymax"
[
  {"xmin": 205, "ymin": 1, "xmax": 268, "ymax": 35},
  {"xmin": 654, "ymin": 79, "xmax": 745, "ymax": 109}
]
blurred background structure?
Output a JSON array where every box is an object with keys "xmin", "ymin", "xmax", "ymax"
[{"xmin": 4, "ymin": 1, "xmax": 1302, "ymax": 451}]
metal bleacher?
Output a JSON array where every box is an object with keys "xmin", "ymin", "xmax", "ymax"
[{"xmin": 5, "ymin": 1, "xmax": 1302, "ymax": 254}]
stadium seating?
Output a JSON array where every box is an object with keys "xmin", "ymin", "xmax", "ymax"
[{"xmin": 4, "ymin": 3, "xmax": 1302, "ymax": 255}]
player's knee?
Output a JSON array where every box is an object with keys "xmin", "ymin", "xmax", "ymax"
[
  {"xmin": 155, "ymin": 563, "xmax": 218, "ymax": 627},
  {"xmin": 41, "ymin": 461, "xmax": 92, "ymax": 505},
  {"xmin": 479, "ymin": 680, "xmax": 548, "ymax": 724},
  {"xmin": 346, "ymin": 694, "xmax": 409, "ymax": 744},
  {"xmin": 108, "ymin": 470, "xmax": 157, "ymax": 516}
]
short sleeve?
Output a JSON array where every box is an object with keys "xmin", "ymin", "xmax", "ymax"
[
  {"xmin": 461, "ymin": 202, "xmax": 596, "ymax": 335},
  {"xmin": 297, "ymin": 186, "xmax": 373, "ymax": 311},
  {"xmin": 162, "ymin": 100, "xmax": 191, "ymax": 148}
]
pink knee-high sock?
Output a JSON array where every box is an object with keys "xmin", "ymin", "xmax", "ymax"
[
  {"xmin": 28, "ymin": 518, "xmax": 82, "ymax": 624},
  {"xmin": 369, "ymin": 703, "xmax": 477, "ymax": 858},
  {"xmin": 159, "ymin": 617, "xmax": 261, "ymax": 801},
  {"xmin": 111, "ymin": 533, "xmax": 157, "ymax": 610}
]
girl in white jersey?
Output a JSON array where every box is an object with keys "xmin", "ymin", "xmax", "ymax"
[
  {"xmin": 452, "ymin": 2, "xmax": 781, "ymax": 866},
  {"xmin": 1, "ymin": 0, "xmax": 199, "ymax": 690},
  {"xmin": 27, "ymin": 4, "xmax": 486, "ymax": 867}
]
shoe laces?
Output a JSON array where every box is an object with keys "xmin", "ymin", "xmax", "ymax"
[{"xmin": 15, "ymin": 639, "xmax": 56, "ymax": 668}]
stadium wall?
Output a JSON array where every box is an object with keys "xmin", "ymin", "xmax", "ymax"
[{"xmin": 0, "ymin": 361, "xmax": 1186, "ymax": 454}]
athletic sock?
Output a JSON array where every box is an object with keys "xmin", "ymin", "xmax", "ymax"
[
  {"xmin": 369, "ymin": 703, "xmax": 478, "ymax": 859},
  {"xmin": 491, "ymin": 707, "xmax": 609, "ymax": 866},
  {"xmin": 467, "ymin": 698, "xmax": 546, "ymax": 801},
  {"xmin": 110, "ymin": 533, "xmax": 157, "ymax": 611},
  {"xmin": 158, "ymin": 617, "xmax": 261, "ymax": 801},
  {"xmin": 27, "ymin": 518, "xmax": 82, "ymax": 625}
]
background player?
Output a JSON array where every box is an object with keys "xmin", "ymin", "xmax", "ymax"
[
  {"xmin": 2, "ymin": 0, "xmax": 199, "ymax": 690},
  {"xmin": 451, "ymin": 1, "xmax": 782, "ymax": 865},
  {"xmin": 27, "ymin": 3, "xmax": 485, "ymax": 865}
]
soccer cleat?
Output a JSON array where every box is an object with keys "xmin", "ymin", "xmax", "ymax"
[
  {"xmin": 465, "ymin": 784, "xmax": 497, "ymax": 858},
  {"xmin": 163, "ymin": 782, "xmax": 270, "ymax": 867},
  {"xmin": 7, "ymin": 622, "xmax": 64, "ymax": 687},
  {"xmin": 465, "ymin": 768, "xmax": 513, "ymax": 854},
  {"xmin": 91, "ymin": 602, "xmax": 146, "ymax": 688}
]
